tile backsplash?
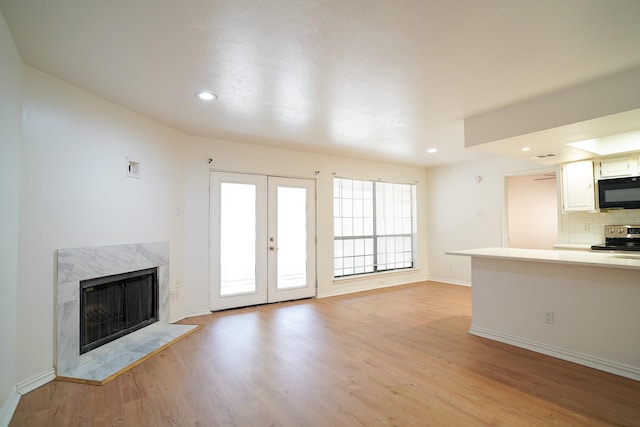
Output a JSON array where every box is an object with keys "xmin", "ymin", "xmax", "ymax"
[{"xmin": 562, "ymin": 210, "xmax": 640, "ymax": 244}]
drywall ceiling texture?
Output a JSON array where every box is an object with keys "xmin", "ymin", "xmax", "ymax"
[{"xmin": 2, "ymin": 0, "xmax": 640, "ymax": 166}]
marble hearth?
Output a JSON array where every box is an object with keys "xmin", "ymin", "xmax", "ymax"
[{"xmin": 56, "ymin": 242, "xmax": 198, "ymax": 383}]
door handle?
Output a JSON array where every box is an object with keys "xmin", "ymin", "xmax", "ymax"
[{"xmin": 269, "ymin": 246, "xmax": 278, "ymax": 251}]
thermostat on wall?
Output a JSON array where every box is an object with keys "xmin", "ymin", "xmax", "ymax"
[{"xmin": 127, "ymin": 159, "xmax": 141, "ymax": 178}]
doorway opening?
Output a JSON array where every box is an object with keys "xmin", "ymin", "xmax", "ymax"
[{"xmin": 506, "ymin": 172, "xmax": 558, "ymax": 249}]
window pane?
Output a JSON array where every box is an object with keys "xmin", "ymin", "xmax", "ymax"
[
  {"xmin": 344, "ymin": 239, "xmax": 354, "ymax": 257},
  {"xmin": 364, "ymin": 238, "xmax": 374, "ymax": 255},
  {"xmin": 364, "ymin": 200, "xmax": 373, "ymax": 217},
  {"xmin": 353, "ymin": 198, "xmax": 364, "ymax": 217},
  {"xmin": 365, "ymin": 255, "xmax": 374, "ymax": 270},
  {"xmin": 334, "ymin": 218, "xmax": 342, "ymax": 236},
  {"xmin": 364, "ymin": 218, "xmax": 374, "ymax": 235},
  {"xmin": 353, "ymin": 180, "xmax": 363, "ymax": 199},
  {"xmin": 342, "ymin": 218, "xmax": 353, "ymax": 237},
  {"xmin": 341, "ymin": 179, "xmax": 352, "ymax": 198},
  {"xmin": 343, "ymin": 198, "xmax": 353, "ymax": 216},
  {"xmin": 344, "ymin": 257, "xmax": 354, "ymax": 269},
  {"xmin": 333, "ymin": 177, "xmax": 415, "ymax": 278},
  {"xmin": 403, "ymin": 218, "xmax": 412, "ymax": 234},
  {"xmin": 363, "ymin": 181, "xmax": 373, "ymax": 198},
  {"xmin": 353, "ymin": 218, "xmax": 364, "ymax": 236}
]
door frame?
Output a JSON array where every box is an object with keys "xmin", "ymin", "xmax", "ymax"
[
  {"xmin": 209, "ymin": 170, "xmax": 317, "ymax": 311},
  {"xmin": 503, "ymin": 167, "xmax": 560, "ymax": 249}
]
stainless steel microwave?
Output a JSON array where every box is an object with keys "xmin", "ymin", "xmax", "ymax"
[{"xmin": 598, "ymin": 176, "xmax": 640, "ymax": 209}]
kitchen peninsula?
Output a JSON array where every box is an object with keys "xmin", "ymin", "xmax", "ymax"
[{"xmin": 448, "ymin": 247, "xmax": 640, "ymax": 381}]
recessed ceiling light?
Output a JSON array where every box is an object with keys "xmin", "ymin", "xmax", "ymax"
[
  {"xmin": 195, "ymin": 90, "xmax": 217, "ymax": 101},
  {"xmin": 427, "ymin": 148, "xmax": 438, "ymax": 154},
  {"xmin": 521, "ymin": 147, "xmax": 531, "ymax": 152}
]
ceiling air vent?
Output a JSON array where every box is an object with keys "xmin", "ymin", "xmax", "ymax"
[{"xmin": 532, "ymin": 153, "xmax": 559, "ymax": 159}]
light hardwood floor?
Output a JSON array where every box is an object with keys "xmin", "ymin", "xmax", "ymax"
[{"xmin": 10, "ymin": 282, "xmax": 640, "ymax": 426}]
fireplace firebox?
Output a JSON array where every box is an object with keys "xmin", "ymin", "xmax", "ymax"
[{"xmin": 80, "ymin": 267, "xmax": 159, "ymax": 354}]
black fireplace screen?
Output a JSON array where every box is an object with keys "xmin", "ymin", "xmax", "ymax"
[{"xmin": 80, "ymin": 267, "xmax": 159, "ymax": 354}]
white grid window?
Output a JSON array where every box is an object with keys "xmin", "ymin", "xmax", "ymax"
[{"xmin": 334, "ymin": 177, "xmax": 414, "ymax": 278}]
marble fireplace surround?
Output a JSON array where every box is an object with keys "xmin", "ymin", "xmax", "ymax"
[{"xmin": 56, "ymin": 242, "xmax": 198, "ymax": 383}]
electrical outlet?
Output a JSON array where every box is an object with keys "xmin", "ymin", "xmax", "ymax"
[
  {"xmin": 545, "ymin": 310, "xmax": 554, "ymax": 324},
  {"xmin": 170, "ymin": 290, "xmax": 177, "ymax": 301}
]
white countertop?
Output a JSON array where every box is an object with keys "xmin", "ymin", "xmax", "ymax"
[
  {"xmin": 447, "ymin": 247, "xmax": 640, "ymax": 271},
  {"xmin": 552, "ymin": 243, "xmax": 594, "ymax": 250}
]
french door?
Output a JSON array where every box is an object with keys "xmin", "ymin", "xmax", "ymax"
[{"xmin": 210, "ymin": 172, "xmax": 316, "ymax": 311}]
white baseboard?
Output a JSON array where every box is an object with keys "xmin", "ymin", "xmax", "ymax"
[
  {"xmin": 318, "ymin": 278, "xmax": 470, "ymax": 299},
  {"xmin": 469, "ymin": 326, "xmax": 640, "ymax": 382},
  {"xmin": 427, "ymin": 276, "xmax": 471, "ymax": 287},
  {"xmin": 0, "ymin": 386, "xmax": 19, "ymax": 427},
  {"xmin": 170, "ymin": 308, "xmax": 214, "ymax": 323},
  {"xmin": 179, "ymin": 309, "xmax": 213, "ymax": 320},
  {"xmin": 0, "ymin": 368, "xmax": 55, "ymax": 427},
  {"xmin": 318, "ymin": 281, "xmax": 409, "ymax": 299},
  {"xmin": 16, "ymin": 368, "xmax": 56, "ymax": 395},
  {"xmin": 170, "ymin": 313, "xmax": 187, "ymax": 323}
]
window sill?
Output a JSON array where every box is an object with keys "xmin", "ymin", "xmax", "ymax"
[{"xmin": 332, "ymin": 268, "xmax": 421, "ymax": 285}]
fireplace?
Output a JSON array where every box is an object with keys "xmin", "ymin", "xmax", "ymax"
[
  {"xmin": 80, "ymin": 268, "xmax": 159, "ymax": 354},
  {"xmin": 56, "ymin": 242, "xmax": 171, "ymax": 378},
  {"xmin": 57, "ymin": 242, "xmax": 199, "ymax": 384}
]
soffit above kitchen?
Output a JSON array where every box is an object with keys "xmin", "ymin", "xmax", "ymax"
[
  {"xmin": 465, "ymin": 67, "xmax": 640, "ymax": 164},
  {"xmin": 1, "ymin": 0, "xmax": 640, "ymax": 167}
]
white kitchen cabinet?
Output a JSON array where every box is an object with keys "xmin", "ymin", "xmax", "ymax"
[
  {"xmin": 561, "ymin": 160, "xmax": 595, "ymax": 212},
  {"xmin": 598, "ymin": 156, "xmax": 638, "ymax": 178}
]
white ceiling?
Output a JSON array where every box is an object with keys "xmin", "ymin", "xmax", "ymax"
[{"xmin": 2, "ymin": 0, "xmax": 640, "ymax": 167}]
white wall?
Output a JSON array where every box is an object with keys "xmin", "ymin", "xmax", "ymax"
[
  {"xmin": 16, "ymin": 67, "xmax": 186, "ymax": 383},
  {"xmin": 426, "ymin": 153, "xmax": 544, "ymax": 285},
  {"xmin": 0, "ymin": 10, "xmax": 23, "ymax": 424},
  {"xmin": 183, "ymin": 136, "xmax": 429, "ymax": 316}
]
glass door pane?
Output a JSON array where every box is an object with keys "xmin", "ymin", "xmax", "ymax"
[
  {"xmin": 268, "ymin": 177, "xmax": 316, "ymax": 303},
  {"xmin": 211, "ymin": 173, "xmax": 315, "ymax": 310},
  {"xmin": 276, "ymin": 186, "xmax": 307, "ymax": 289},
  {"xmin": 220, "ymin": 183, "xmax": 256, "ymax": 295},
  {"xmin": 210, "ymin": 172, "xmax": 268, "ymax": 311}
]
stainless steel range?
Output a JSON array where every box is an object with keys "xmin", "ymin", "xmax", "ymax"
[{"xmin": 591, "ymin": 225, "xmax": 640, "ymax": 251}]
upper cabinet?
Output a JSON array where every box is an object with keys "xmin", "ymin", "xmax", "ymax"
[
  {"xmin": 561, "ymin": 160, "xmax": 595, "ymax": 213},
  {"xmin": 597, "ymin": 156, "xmax": 639, "ymax": 179}
]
